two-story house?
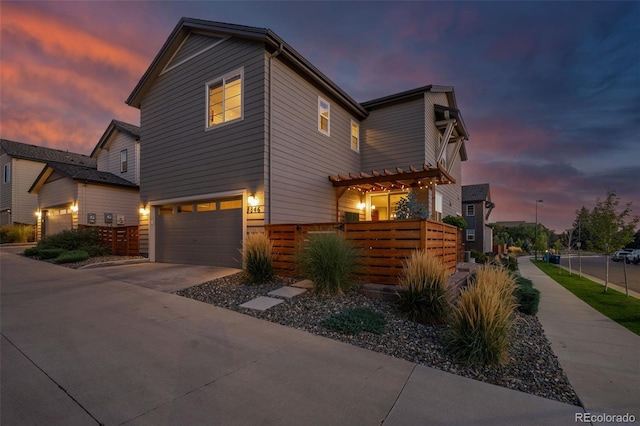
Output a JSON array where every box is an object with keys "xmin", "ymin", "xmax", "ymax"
[
  {"xmin": 462, "ymin": 183, "xmax": 495, "ymax": 253},
  {"xmin": 0, "ymin": 139, "xmax": 95, "ymax": 227},
  {"xmin": 29, "ymin": 120, "xmax": 140, "ymax": 238},
  {"xmin": 126, "ymin": 18, "xmax": 469, "ymax": 267}
]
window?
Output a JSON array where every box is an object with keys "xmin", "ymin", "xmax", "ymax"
[
  {"xmin": 351, "ymin": 121, "xmax": 359, "ymax": 151},
  {"xmin": 207, "ymin": 69, "xmax": 243, "ymax": 128},
  {"xmin": 466, "ymin": 229, "xmax": 476, "ymax": 241},
  {"xmin": 120, "ymin": 149, "xmax": 128, "ymax": 173},
  {"xmin": 3, "ymin": 163, "xmax": 10, "ymax": 183},
  {"xmin": 466, "ymin": 204, "xmax": 475, "ymax": 216},
  {"xmin": 197, "ymin": 202, "xmax": 216, "ymax": 212},
  {"xmin": 220, "ymin": 199, "xmax": 242, "ymax": 210},
  {"xmin": 177, "ymin": 204, "xmax": 194, "ymax": 213},
  {"xmin": 435, "ymin": 191, "xmax": 443, "ymax": 222},
  {"xmin": 318, "ymin": 96, "xmax": 330, "ymax": 135},
  {"xmin": 370, "ymin": 192, "xmax": 408, "ymax": 221}
]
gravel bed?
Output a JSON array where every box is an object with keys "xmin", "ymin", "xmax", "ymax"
[{"xmin": 176, "ymin": 272, "xmax": 580, "ymax": 406}]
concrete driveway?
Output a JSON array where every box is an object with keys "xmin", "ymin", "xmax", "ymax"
[{"xmin": 82, "ymin": 262, "xmax": 240, "ymax": 292}]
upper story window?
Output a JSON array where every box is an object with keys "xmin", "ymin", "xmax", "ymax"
[
  {"xmin": 318, "ymin": 96, "xmax": 330, "ymax": 135},
  {"xmin": 351, "ymin": 121, "xmax": 360, "ymax": 151},
  {"xmin": 466, "ymin": 229, "xmax": 475, "ymax": 241},
  {"xmin": 3, "ymin": 163, "xmax": 10, "ymax": 183},
  {"xmin": 120, "ymin": 149, "xmax": 128, "ymax": 173},
  {"xmin": 466, "ymin": 204, "xmax": 475, "ymax": 216},
  {"xmin": 206, "ymin": 69, "xmax": 243, "ymax": 129}
]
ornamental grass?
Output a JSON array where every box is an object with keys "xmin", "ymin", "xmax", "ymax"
[
  {"xmin": 242, "ymin": 232, "xmax": 274, "ymax": 284},
  {"xmin": 446, "ymin": 264, "xmax": 517, "ymax": 365},
  {"xmin": 397, "ymin": 250, "xmax": 450, "ymax": 324}
]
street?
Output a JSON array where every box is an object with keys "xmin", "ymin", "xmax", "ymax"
[{"xmin": 558, "ymin": 253, "xmax": 640, "ymax": 294}]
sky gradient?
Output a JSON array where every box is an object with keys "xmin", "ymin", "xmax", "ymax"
[{"xmin": 1, "ymin": 1, "xmax": 638, "ymax": 232}]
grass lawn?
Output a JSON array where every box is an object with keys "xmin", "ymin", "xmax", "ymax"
[{"xmin": 532, "ymin": 260, "xmax": 640, "ymax": 336}]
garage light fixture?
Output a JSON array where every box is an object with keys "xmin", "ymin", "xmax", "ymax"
[
  {"xmin": 70, "ymin": 204, "xmax": 79, "ymax": 213},
  {"xmin": 248, "ymin": 194, "xmax": 259, "ymax": 207},
  {"xmin": 35, "ymin": 210, "xmax": 42, "ymax": 218},
  {"xmin": 139, "ymin": 206, "xmax": 150, "ymax": 215}
]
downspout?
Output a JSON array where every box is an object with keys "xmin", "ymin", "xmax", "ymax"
[{"xmin": 267, "ymin": 43, "xmax": 283, "ymax": 224}]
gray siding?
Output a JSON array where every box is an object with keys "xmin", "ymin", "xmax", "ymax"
[
  {"xmin": 424, "ymin": 92, "xmax": 449, "ymax": 166},
  {"xmin": 166, "ymin": 34, "xmax": 224, "ymax": 70},
  {"xmin": 95, "ymin": 132, "xmax": 139, "ymax": 184},
  {"xmin": 139, "ymin": 36, "xmax": 266, "ymax": 204},
  {"xmin": 0, "ymin": 154, "xmax": 12, "ymax": 215},
  {"xmin": 12, "ymin": 159, "xmax": 47, "ymax": 224},
  {"xmin": 79, "ymin": 184, "xmax": 140, "ymax": 226},
  {"xmin": 361, "ymin": 96, "xmax": 425, "ymax": 172},
  {"xmin": 37, "ymin": 173, "xmax": 77, "ymax": 209},
  {"xmin": 270, "ymin": 58, "xmax": 361, "ymax": 223}
]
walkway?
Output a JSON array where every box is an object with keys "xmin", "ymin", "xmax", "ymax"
[{"xmin": 519, "ymin": 257, "xmax": 640, "ymax": 420}]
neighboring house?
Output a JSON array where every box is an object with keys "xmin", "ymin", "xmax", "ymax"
[
  {"xmin": 0, "ymin": 139, "xmax": 95, "ymax": 226},
  {"xmin": 29, "ymin": 120, "xmax": 141, "ymax": 239},
  {"xmin": 462, "ymin": 184, "xmax": 495, "ymax": 253},
  {"xmin": 125, "ymin": 18, "xmax": 469, "ymax": 267}
]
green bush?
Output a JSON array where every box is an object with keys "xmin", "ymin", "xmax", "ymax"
[
  {"xmin": 82, "ymin": 244, "xmax": 110, "ymax": 257},
  {"xmin": 323, "ymin": 307, "xmax": 387, "ymax": 335},
  {"xmin": 0, "ymin": 224, "xmax": 34, "ymax": 243},
  {"xmin": 23, "ymin": 247, "xmax": 40, "ymax": 257},
  {"xmin": 241, "ymin": 233, "xmax": 274, "ymax": 284},
  {"xmin": 470, "ymin": 249, "xmax": 487, "ymax": 264},
  {"xmin": 37, "ymin": 228, "xmax": 102, "ymax": 251},
  {"xmin": 443, "ymin": 215, "xmax": 467, "ymax": 229},
  {"xmin": 515, "ymin": 277, "xmax": 540, "ymax": 315},
  {"xmin": 397, "ymin": 250, "xmax": 450, "ymax": 324},
  {"xmin": 55, "ymin": 249, "xmax": 90, "ymax": 264},
  {"xmin": 298, "ymin": 232, "xmax": 361, "ymax": 295},
  {"xmin": 38, "ymin": 248, "xmax": 66, "ymax": 259},
  {"xmin": 446, "ymin": 265, "xmax": 517, "ymax": 365}
]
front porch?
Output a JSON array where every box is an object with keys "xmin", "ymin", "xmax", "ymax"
[{"xmin": 265, "ymin": 218, "xmax": 464, "ymax": 285}]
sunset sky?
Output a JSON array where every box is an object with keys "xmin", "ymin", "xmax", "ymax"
[{"xmin": 1, "ymin": 1, "xmax": 638, "ymax": 232}]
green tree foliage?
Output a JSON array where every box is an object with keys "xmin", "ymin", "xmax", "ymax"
[
  {"xmin": 394, "ymin": 192, "xmax": 429, "ymax": 220},
  {"xmin": 582, "ymin": 189, "xmax": 639, "ymax": 291}
]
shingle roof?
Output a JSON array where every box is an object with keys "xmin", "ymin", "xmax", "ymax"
[
  {"xmin": 0, "ymin": 139, "xmax": 96, "ymax": 167},
  {"xmin": 46, "ymin": 163, "xmax": 138, "ymax": 189},
  {"xmin": 462, "ymin": 184, "xmax": 490, "ymax": 202},
  {"xmin": 112, "ymin": 120, "xmax": 140, "ymax": 138},
  {"xmin": 91, "ymin": 120, "xmax": 140, "ymax": 158}
]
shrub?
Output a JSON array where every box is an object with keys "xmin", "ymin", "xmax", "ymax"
[
  {"xmin": 397, "ymin": 250, "xmax": 450, "ymax": 324},
  {"xmin": 323, "ymin": 307, "xmax": 387, "ymax": 335},
  {"xmin": 241, "ymin": 233, "xmax": 274, "ymax": 284},
  {"xmin": 37, "ymin": 228, "xmax": 102, "ymax": 251},
  {"xmin": 443, "ymin": 215, "xmax": 467, "ymax": 229},
  {"xmin": 298, "ymin": 232, "xmax": 361, "ymax": 295},
  {"xmin": 0, "ymin": 224, "xmax": 34, "ymax": 243},
  {"xmin": 515, "ymin": 277, "xmax": 540, "ymax": 315},
  {"xmin": 394, "ymin": 192, "xmax": 429, "ymax": 220},
  {"xmin": 23, "ymin": 247, "xmax": 40, "ymax": 257},
  {"xmin": 470, "ymin": 249, "xmax": 487, "ymax": 264},
  {"xmin": 55, "ymin": 249, "xmax": 90, "ymax": 264},
  {"xmin": 38, "ymin": 248, "xmax": 66, "ymax": 260},
  {"xmin": 446, "ymin": 264, "xmax": 517, "ymax": 365}
]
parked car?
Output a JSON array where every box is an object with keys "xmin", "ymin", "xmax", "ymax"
[
  {"xmin": 624, "ymin": 249, "xmax": 640, "ymax": 264},
  {"xmin": 612, "ymin": 249, "xmax": 633, "ymax": 262}
]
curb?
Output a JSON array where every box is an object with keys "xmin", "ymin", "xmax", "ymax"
[{"xmin": 78, "ymin": 258, "xmax": 150, "ymax": 270}]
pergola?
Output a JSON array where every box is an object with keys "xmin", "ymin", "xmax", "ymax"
[{"xmin": 328, "ymin": 163, "xmax": 456, "ymax": 221}]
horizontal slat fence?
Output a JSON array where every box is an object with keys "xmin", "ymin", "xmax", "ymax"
[
  {"xmin": 80, "ymin": 225, "xmax": 140, "ymax": 256},
  {"xmin": 266, "ymin": 219, "xmax": 462, "ymax": 285}
]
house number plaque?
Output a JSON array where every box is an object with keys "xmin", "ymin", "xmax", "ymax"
[{"xmin": 247, "ymin": 205, "xmax": 263, "ymax": 214}]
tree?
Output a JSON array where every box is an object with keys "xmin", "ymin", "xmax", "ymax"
[
  {"xmin": 583, "ymin": 190, "xmax": 639, "ymax": 292},
  {"xmin": 394, "ymin": 192, "xmax": 429, "ymax": 220}
]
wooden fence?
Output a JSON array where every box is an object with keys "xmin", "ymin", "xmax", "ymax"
[
  {"xmin": 265, "ymin": 219, "xmax": 463, "ymax": 285},
  {"xmin": 92, "ymin": 226, "xmax": 140, "ymax": 256}
]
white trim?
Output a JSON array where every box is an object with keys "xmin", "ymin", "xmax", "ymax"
[
  {"xmin": 318, "ymin": 96, "xmax": 330, "ymax": 136},
  {"xmin": 205, "ymin": 68, "xmax": 244, "ymax": 131},
  {"xmin": 466, "ymin": 228, "xmax": 476, "ymax": 241},
  {"xmin": 466, "ymin": 204, "xmax": 475, "ymax": 217},
  {"xmin": 161, "ymin": 35, "xmax": 229, "ymax": 75},
  {"xmin": 148, "ymin": 190, "xmax": 245, "ymax": 207},
  {"xmin": 350, "ymin": 120, "xmax": 360, "ymax": 152}
]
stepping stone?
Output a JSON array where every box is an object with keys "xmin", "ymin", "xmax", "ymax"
[
  {"xmin": 239, "ymin": 296, "xmax": 283, "ymax": 311},
  {"xmin": 291, "ymin": 279, "xmax": 314, "ymax": 289},
  {"xmin": 268, "ymin": 286, "xmax": 307, "ymax": 299}
]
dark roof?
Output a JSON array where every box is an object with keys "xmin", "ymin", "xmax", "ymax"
[
  {"xmin": 30, "ymin": 162, "xmax": 138, "ymax": 193},
  {"xmin": 462, "ymin": 184, "xmax": 491, "ymax": 202},
  {"xmin": 90, "ymin": 120, "xmax": 140, "ymax": 158},
  {"xmin": 0, "ymin": 139, "xmax": 96, "ymax": 167},
  {"xmin": 361, "ymin": 85, "xmax": 456, "ymax": 110},
  {"xmin": 126, "ymin": 17, "xmax": 368, "ymax": 119}
]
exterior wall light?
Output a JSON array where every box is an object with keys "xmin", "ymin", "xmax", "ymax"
[
  {"xmin": 35, "ymin": 210, "xmax": 42, "ymax": 218},
  {"xmin": 70, "ymin": 204, "xmax": 79, "ymax": 213},
  {"xmin": 248, "ymin": 194, "xmax": 259, "ymax": 207},
  {"xmin": 139, "ymin": 206, "xmax": 150, "ymax": 215},
  {"xmin": 356, "ymin": 202, "xmax": 366, "ymax": 210}
]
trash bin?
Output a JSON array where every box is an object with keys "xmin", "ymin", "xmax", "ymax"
[
  {"xmin": 550, "ymin": 254, "xmax": 561, "ymax": 264},
  {"xmin": 543, "ymin": 253, "xmax": 549, "ymax": 262}
]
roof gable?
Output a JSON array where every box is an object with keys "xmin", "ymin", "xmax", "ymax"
[
  {"xmin": 462, "ymin": 184, "xmax": 491, "ymax": 202},
  {"xmin": 90, "ymin": 120, "xmax": 140, "ymax": 158},
  {"xmin": 30, "ymin": 162, "xmax": 138, "ymax": 194},
  {"xmin": 1, "ymin": 139, "xmax": 95, "ymax": 167}
]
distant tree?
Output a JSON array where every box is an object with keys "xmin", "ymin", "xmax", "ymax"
[
  {"xmin": 533, "ymin": 230, "xmax": 548, "ymax": 258},
  {"xmin": 583, "ymin": 190, "xmax": 639, "ymax": 292},
  {"xmin": 571, "ymin": 207, "xmax": 595, "ymax": 251}
]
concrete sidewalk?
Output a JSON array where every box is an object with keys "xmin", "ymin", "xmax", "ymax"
[
  {"xmin": 519, "ymin": 257, "xmax": 640, "ymax": 421},
  {"xmin": 1, "ymin": 251, "xmax": 581, "ymax": 425}
]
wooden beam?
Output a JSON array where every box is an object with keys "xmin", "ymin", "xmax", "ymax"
[
  {"xmin": 447, "ymin": 137, "xmax": 464, "ymax": 174},
  {"xmin": 436, "ymin": 121, "xmax": 455, "ymax": 163},
  {"xmin": 330, "ymin": 168, "xmax": 448, "ymax": 187}
]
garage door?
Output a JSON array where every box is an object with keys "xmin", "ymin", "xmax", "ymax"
[
  {"xmin": 155, "ymin": 198, "xmax": 243, "ymax": 267},
  {"xmin": 44, "ymin": 212, "xmax": 72, "ymax": 237}
]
